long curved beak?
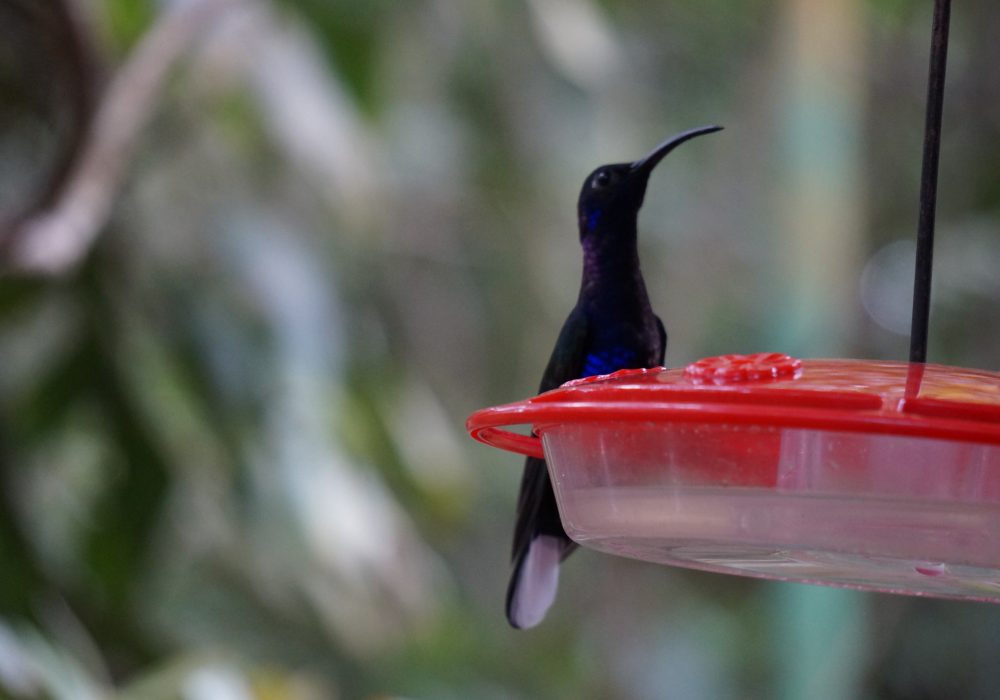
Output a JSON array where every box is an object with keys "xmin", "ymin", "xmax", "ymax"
[{"xmin": 630, "ymin": 124, "xmax": 723, "ymax": 178}]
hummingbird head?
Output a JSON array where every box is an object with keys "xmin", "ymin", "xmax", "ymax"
[{"xmin": 577, "ymin": 125, "xmax": 722, "ymax": 249}]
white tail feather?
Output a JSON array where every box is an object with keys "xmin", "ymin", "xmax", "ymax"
[{"xmin": 509, "ymin": 535, "xmax": 562, "ymax": 629}]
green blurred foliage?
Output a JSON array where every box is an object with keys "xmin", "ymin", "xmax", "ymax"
[
  {"xmin": 101, "ymin": 0, "xmax": 156, "ymax": 52},
  {"xmin": 282, "ymin": 0, "xmax": 392, "ymax": 116},
  {"xmin": 2, "ymin": 0, "xmax": 1000, "ymax": 698}
]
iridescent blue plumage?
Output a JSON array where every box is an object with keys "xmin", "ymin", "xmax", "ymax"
[
  {"xmin": 582, "ymin": 348, "xmax": 638, "ymax": 377},
  {"xmin": 506, "ymin": 125, "xmax": 722, "ymax": 629}
]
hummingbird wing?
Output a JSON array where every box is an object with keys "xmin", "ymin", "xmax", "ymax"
[
  {"xmin": 507, "ymin": 305, "xmax": 590, "ymax": 629},
  {"xmin": 655, "ymin": 314, "xmax": 667, "ymax": 365}
]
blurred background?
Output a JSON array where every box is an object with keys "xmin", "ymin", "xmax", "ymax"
[{"xmin": 2, "ymin": 0, "xmax": 1000, "ymax": 697}]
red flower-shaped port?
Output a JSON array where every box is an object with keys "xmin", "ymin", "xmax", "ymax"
[{"xmin": 684, "ymin": 352, "xmax": 802, "ymax": 383}]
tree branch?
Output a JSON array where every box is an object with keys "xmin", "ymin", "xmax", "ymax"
[{"xmin": 1, "ymin": 0, "xmax": 238, "ymax": 275}]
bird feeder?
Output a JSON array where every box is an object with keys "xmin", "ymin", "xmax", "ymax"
[{"xmin": 466, "ymin": 1, "xmax": 1000, "ymax": 602}]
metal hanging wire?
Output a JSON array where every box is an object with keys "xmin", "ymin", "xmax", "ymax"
[{"xmin": 909, "ymin": 0, "xmax": 952, "ymax": 363}]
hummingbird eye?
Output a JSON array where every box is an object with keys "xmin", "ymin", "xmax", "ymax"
[{"xmin": 592, "ymin": 170, "xmax": 612, "ymax": 189}]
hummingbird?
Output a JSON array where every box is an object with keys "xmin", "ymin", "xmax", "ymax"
[{"xmin": 506, "ymin": 125, "xmax": 723, "ymax": 629}]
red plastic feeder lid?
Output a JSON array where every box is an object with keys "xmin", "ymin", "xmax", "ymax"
[
  {"xmin": 468, "ymin": 354, "xmax": 1000, "ymax": 603},
  {"xmin": 468, "ymin": 353, "xmax": 1000, "ymax": 459}
]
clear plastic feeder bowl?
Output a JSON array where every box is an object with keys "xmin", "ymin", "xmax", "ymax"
[{"xmin": 467, "ymin": 353, "xmax": 1000, "ymax": 602}]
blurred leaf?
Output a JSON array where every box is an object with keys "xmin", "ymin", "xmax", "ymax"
[
  {"xmin": 278, "ymin": 0, "xmax": 390, "ymax": 116},
  {"xmin": 100, "ymin": 0, "xmax": 155, "ymax": 52},
  {"xmin": 75, "ymin": 259, "xmax": 169, "ymax": 614},
  {"xmin": 0, "ymin": 278, "xmax": 47, "ymax": 321},
  {"xmin": 8, "ymin": 335, "xmax": 93, "ymax": 447},
  {"xmin": 0, "ymin": 452, "xmax": 46, "ymax": 619}
]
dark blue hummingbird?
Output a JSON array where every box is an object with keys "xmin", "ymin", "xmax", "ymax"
[{"xmin": 507, "ymin": 125, "xmax": 722, "ymax": 628}]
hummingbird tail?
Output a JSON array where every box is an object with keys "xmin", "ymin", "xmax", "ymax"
[{"xmin": 505, "ymin": 534, "xmax": 562, "ymax": 629}]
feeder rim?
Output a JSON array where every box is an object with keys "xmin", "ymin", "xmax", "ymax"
[{"xmin": 466, "ymin": 357, "xmax": 1000, "ymax": 460}]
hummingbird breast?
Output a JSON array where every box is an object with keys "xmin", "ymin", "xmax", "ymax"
[
  {"xmin": 582, "ymin": 345, "xmax": 640, "ymax": 377},
  {"xmin": 581, "ymin": 307, "xmax": 661, "ymax": 378}
]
